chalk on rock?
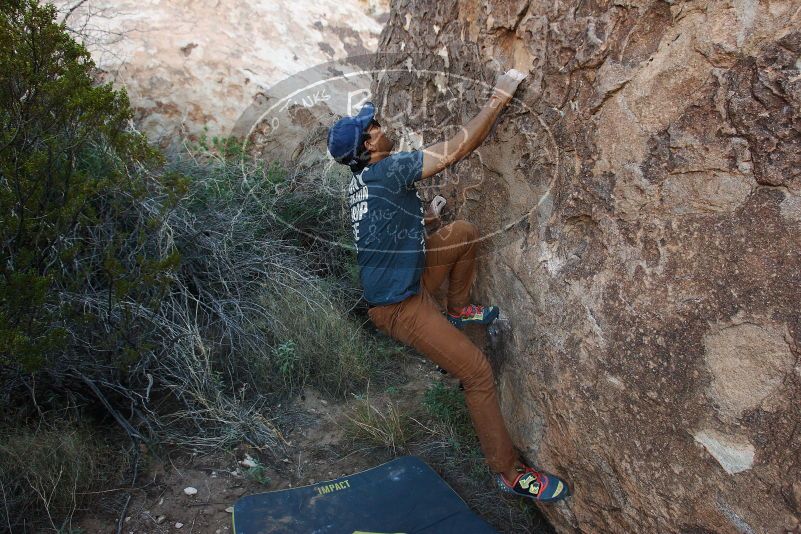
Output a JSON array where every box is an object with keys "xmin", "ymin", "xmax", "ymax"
[
  {"xmin": 693, "ymin": 429, "xmax": 755, "ymax": 474},
  {"xmin": 505, "ymin": 68, "xmax": 527, "ymax": 81},
  {"xmin": 183, "ymin": 486, "xmax": 198, "ymax": 496}
]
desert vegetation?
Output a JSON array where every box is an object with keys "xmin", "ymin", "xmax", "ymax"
[{"xmin": 0, "ymin": 2, "xmax": 401, "ymax": 529}]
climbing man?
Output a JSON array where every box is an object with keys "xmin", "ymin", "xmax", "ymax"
[{"xmin": 327, "ymin": 69, "xmax": 570, "ymax": 503}]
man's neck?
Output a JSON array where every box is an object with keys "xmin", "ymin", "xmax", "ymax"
[{"xmin": 368, "ymin": 152, "xmax": 391, "ymax": 165}]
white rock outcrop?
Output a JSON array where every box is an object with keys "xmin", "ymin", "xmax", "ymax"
[{"xmin": 53, "ymin": 0, "xmax": 388, "ymax": 149}]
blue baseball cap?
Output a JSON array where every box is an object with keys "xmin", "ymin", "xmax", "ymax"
[{"xmin": 327, "ymin": 101, "xmax": 376, "ymax": 166}]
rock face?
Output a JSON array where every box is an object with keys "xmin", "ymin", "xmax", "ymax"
[
  {"xmin": 373, "ymin": 1, "xmax": 801, "ymax": 532},
  {"xmin": 54, "ymin": 0, "xmax": 388, "ymax": 150}
]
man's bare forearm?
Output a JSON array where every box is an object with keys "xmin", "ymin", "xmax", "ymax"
[
  {"xmin": 435, "ymin": 92, "xmax": 507, "ymax": 165},
  {"xmin": 420, "ymin": 71, "xmax": 524, "ymax": 179}
]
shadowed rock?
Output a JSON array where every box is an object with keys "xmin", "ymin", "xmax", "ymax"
[{"xmin": 373, "ymin": 1, "xmax": 801, "ymax": 531}]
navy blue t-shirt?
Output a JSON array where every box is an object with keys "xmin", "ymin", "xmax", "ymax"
[{"xmin": 346, "ymin": 151, "xmax": 425, "ymax": 305}]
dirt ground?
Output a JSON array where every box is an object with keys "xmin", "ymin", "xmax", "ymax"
[{"xmin": 76, "ymin": 350, "xmax": 551, "ymax": 533}]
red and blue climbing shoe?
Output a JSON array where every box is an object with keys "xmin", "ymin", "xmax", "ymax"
[
  {"xmin": 496, "ymin": 466, "xmax": 571, "ymax": 503},
  {"xmin": 446, "ymin": 304, "xmax": 499, "ymax": 329}
]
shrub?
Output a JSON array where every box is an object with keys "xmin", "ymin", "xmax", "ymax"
[
  {"xmin": 0, "ymin": 0, "xmax": 389, "ymax": 451},
  {"xmin": 0, "ymin": 4, "xmax": 404, "ymax": 527},
  {"xmin": 0, "ymin": 420, "xmax": 128, "ymax": 531},
  {"xmin": 0, "ymin": 0, "xmax": 165, "ymax": 372}
]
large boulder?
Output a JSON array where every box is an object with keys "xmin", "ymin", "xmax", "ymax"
[
  {"xmin": 373, "ymin": 0, "xmax": 801, "ymax": 531},
  {"xmin": 53, "ymin": 0, "xmax": 389, "ymax": 150}
]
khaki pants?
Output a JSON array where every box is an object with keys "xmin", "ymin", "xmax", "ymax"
[{"xmin": 368, "ymin": 220, "xmax": 518, "ymax": 473}]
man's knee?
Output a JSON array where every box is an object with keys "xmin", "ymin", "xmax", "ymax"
[{"xmin": 451, "ymin": 219, "xmax": 479, "ymax": 241}]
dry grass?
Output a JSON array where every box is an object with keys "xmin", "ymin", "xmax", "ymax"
[
  {"xmin": 0, "ymin": 419, "xmax": 129, "ymax": 532},
  {"xmin": 29, "ymin": 139, "xmax": 392, "ymax": 454},
  {"xmin": 344, "ymin": 390, "xmax": 419, "ymax": 454},
  {"xmin": 1, "ymin": 137, "xmax": 406, "ymax": 528},
  {"xmin": 261, "ymin": 286, "xmax": 403, "ymax": 398}
]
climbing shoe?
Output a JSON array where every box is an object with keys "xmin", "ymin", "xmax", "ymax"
[
  {"xmin": 446, "ymin": 304, "xmax": 499, "ymax": 329},
  {"xmin": 496, "ymin": 466, "xmax": 571, "ymax": 503}
]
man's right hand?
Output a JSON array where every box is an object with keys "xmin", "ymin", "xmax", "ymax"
[{"xmin": 492, "ymin": 69, "xmax": 527, "ymax": 104}]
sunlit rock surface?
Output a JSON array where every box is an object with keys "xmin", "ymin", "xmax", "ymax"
[{"xmin": 53, "ymin": 0, "xmax": 388, "ymax": 150}]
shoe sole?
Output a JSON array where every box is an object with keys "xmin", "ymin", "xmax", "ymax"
[{"xmin": 495, "ymin": 474, "xmax": 571, "ymax": 503}]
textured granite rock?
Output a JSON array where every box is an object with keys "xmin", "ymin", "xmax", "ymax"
[
  {"xmin": 373, "ymin": 1, "xmax": 801, "ymax": 532},
  {"xmin": 53, "ymin": 0, "xmax": 389, "ymax": 150}
]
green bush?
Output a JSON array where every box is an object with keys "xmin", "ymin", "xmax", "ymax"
[
  {"xmin": 0, "ymin": 0, "xmax": 169, "ymax": 372},
  {"xmin": 423, "ymin": 381, "xmax": 470, "ymax": 426}
]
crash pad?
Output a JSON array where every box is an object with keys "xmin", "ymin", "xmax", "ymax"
[{"xmin": 232, "ymin": 455, "xmax": 498, "ymax": 533}]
